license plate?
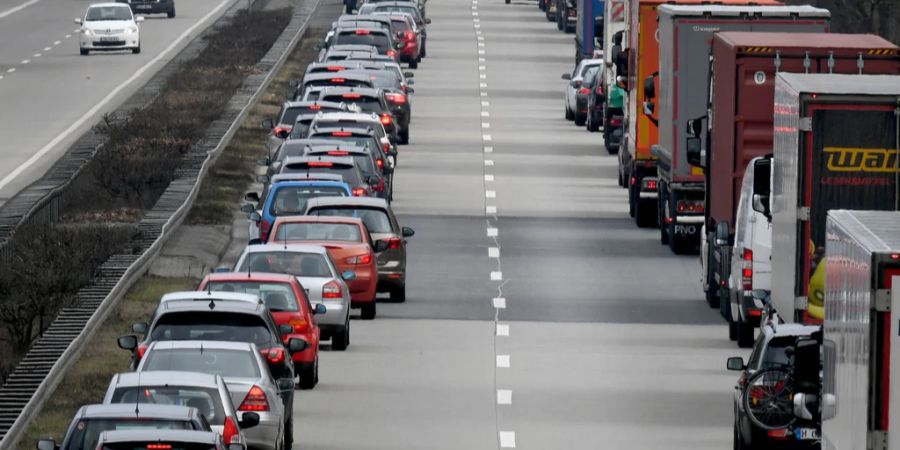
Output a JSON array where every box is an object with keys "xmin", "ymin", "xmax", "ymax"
[
  {"xmin": 135, "ymin": 4, "xmax": 151, "ymax": 8},
  {"xmin": 100, "ymin": 36, "xmax": 119, "ymax": 41},
  {"xmin": 795, "ymin": 428, "xmax": 820, "ymax": 440}
]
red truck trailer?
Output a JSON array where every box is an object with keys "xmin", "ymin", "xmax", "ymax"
[{"xmin": 689, "ymin": 33, "xmax": 900, "ymax": 334}]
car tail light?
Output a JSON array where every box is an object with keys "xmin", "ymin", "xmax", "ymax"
[
  {"xmin": 609, "ymin": 117, "xmax": 622, "ymax": 126},
  {"xmin": 289, "ymin": 318, "xmax": 309, "ymax": 332},
  {"xmin": 147, "ymin": 445, "xmax": 172, "ymax": 450},
  {"xmin": 223, "ymin": 416, "xmax": 239, "ymax": 444},
  {"xmin": 355, "ymin": 29, "xmax": 370, "ymax": 35},
  {"xmin": 676, "ymin": 200, "xmax": 704, "ymax": 213},
  {"xmin": 136, "ymin": 344, "xmax": 148, "ymax": 360},
  {"xmin": 376, "ymin": 159, "xmax": 384, "ymax": 169},
  {"xmin": 327, "ymin": 65, "xmax": 346, "ymax": 71},
  {"xmin": 352, "ymin": 187, "xmax": 367, "ymax": 196},
  {"xmin": 568, "ymin": 8, "xmax": 576, "ymax": 16},
  {"xmin": 260, "ymin": 219, "xmax": 272, "ymax": 242},
  {"xmin": 380, "ymin": 113, "xmax": 392, "ymax": 126},
  {"xmin": 387, "ymin": 49, "xmax": 398, "ymax": 58},
  {"xmin": 323, "ymin": 280, "xmax": 343, "ymax": 298},
  {"xmin": 308, "ymin": 161, "xmax": 334, "ymax": 167},
  {"xmin": 386, "ymin": 237, "xmax": 402, "ymax": 250},
  {"xmin": 742, "ymin": 248, "xmax": 753, "ymax": 290},
  {"xmin": 327, "ymin": 150, "xmax": 350, "ymax": 156},
  {"xmin": 641, "ymin": 178, "xmax": 657, "ymax": 191},
  {"xmin": 342, "ymin": 93, "xmax": 362, "ymax": 99},
  {"xmin": 577, "ymin": 87, "xmax": 591, "ymax": 95},
  {"xmin": 385, "ymin": 92, "xmax": 407, "ymax": 104},
  {"xmin": 346, "ymin": 254, "xmax": 373, "ymax": 264},
  {"xmin": 263, "ymin": 347, "xmax": 285, "ymax": 364},
  {"xmin": 331, "ymin": 77, "xmax": 346, "ymax": 83},
  {"xmin": 595, "ymin": 86, "xmax": 603, "ymax": 94},
  {"xmin": 274, "ymin": 126, "xmax": 291, "ymax": 137},
  {"xmin": 767, "ymin": 429, "xmax": 790, "ymax": 439},
  {"xmin": 309, "ymin": 104, "xmax": 321, "ymax": 111},
  {"xmin": 382, "ymin": 142, "xmax": 391, "ymax": 152},
  {"xmin": 333, "ymin": 131, "xmax": 353, "ymax": 137},
  {"xmin": 239, "ymin": 385, "xmax": 270, "ymax": 412}
]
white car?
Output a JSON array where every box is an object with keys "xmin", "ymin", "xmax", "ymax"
[
  {"xmin": 76, "ymin": 3, "xmax": 143, "ymax": 55},
  {"xmin": 561, "ymin": 58, "xmax": 603, "ymax": 121}
]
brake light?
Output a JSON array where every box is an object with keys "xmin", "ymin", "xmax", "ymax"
[
  {"xmin": 385, "ymin": 92, "xmax": 407, "ymax": 104},
  {"xmin": 342, "ymin": 93, "xmax": 361, "ymax": 99},
  {"xmin": 577, "ymin": 87, "xmax": 591, "ymax": 95},
  {"xmin": 323, "ymin": 280, "xmax": 343, "ymax": 298},
  {"xmin": 239, "ymin": 385, "xmax": 270, "ymax": 412},
  {"xmin": 767, "ymin": 429, "xmax": 790, "ymax": 440},
  {"xmin": 331, "ymin": 77, "xmax": 346, "ymax": 83},
  {"xmin": 382, "ymin": 142, "xmax": 391, "ymax": 152},
  {"xmin": 376, "ymin": 159, "xmax": 384, "ymax": 169},
  {"xmin": 641, "ymin": 178, "xmax": 657, "ymax": 191},
  {"xmin": 676, "ymin": 200, "xmax": 704, "ymax": 213},
  {"xmin": 309, "ymin": 104, "xmax": 321, "ymax": 110},
  {"xmin": 327, "ymin": 151, "xmax": 350, "ymax": 156},
  {"xmin": 386, "ymin": 237, "xmax": 402, "ymax": 250},
  {"xmin": 355, "ymin": 29, "xmax": 370, "ymax": 35},
  {"xmin": 332, "ymin": 131, "xmax": 353, "ymax": 137},
  {"xmin": 373, "ymin": 178, "xmax": 384, "ymax": 192},
  {"xmin": 308, "ymin": 161, "xmax": 334, "ymax": 167},
  {"xmin": 380, "ymin": 113, "xmax": 392, "ymax": 125},
  {"xmin": 260, "ymin": 219, "xmax": 272, "ymax": 242},
  {"xmin": 742, "ymin": 248, "xmax": 753, "ymax": 290},
  {"xmin": 609, "ymin": 117, "xmax": 622, "ymax": 126},
  {"xmin": 326, "ymin": 66, "xmax": 346, "ymax": 71},
  {"xmin": 274, "ymin": 126, "xmax": 291, "ymax": 136},
  {"xmin": 404, "ymin": 31, "xmax": 416, "ymax": 40},
  {"xmin": 137, "ymin": 344, "xmax": 148, "ymax": 360},
  {"xmin": 387, "ymin": 49, "xmax": 397, "ymax": 58},
  {"xmin": 346, "ymin": 254, "xmax": 373, "ymax": 264},
  {"xmin": 263, "ymin": 347, "xmax": 285, "ymax": 364},
  {"xmin": 289, "ymin": 318, "xmax": 309, "ymax": 332},
  {"xmin": 352, "ymin": 187, "xmax": 367, "ymax": 196},
  {"xmin": 147, "ymin": 445, "xmax": 172, "ymax": 450},
  {"xmin": 223, "ymin": 416, "xmax": 239, "ymax": 444}
]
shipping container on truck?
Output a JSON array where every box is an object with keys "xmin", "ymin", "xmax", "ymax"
[
  {"xmin": 654, "ymin": 4, "xmax": 828, "ymax": 255},
  {"xmin": 575, "ymin": 0, "xmax": 604, "ymax": 63},
  {"xmin": 617, "ymin": 0, "xmax": 776, "ymax": 229},
  {"xmin": 770, "ymin": 73, "xmax": 900, "ymax": 324},
  {"xmin": 822, "ymin": 210, "xmax": 900, "ymax": 450},
  {"xmin": 696, "ymin": 33, "xmax": 899, "ymax": 327}
]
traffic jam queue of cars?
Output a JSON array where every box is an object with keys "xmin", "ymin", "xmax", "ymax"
[
  {"xmin": 35, "ymin": 2, "xmax": 425, "ymax": 449},
  {"xmin": 542, "ymin": 0, "xmax": 900, "ymax": 449}
]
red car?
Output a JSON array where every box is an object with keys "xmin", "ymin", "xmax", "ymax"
[
  {"xmin": 268, "ymin": 216, "xmax": 382, "ymax": 320},
  {"xmin": 197, "ymin": 272, "xmax": 323, "ymax": 389},
  {"xmin": 383, "ymin": 14, "xmax": 421, "ymax": 68}
]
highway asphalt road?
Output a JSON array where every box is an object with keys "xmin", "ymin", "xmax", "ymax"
[
  {"xmin": 291, "ymin": 0, "xmax": 746, "ymax": 447},
  {"xmin": 0, "ymin": 0, "xmax": 239, "ymax": 204}
]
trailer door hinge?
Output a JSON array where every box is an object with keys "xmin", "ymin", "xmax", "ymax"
[
  {"xmin": 799, "ymin": 117, "xmax": 812, "ymax": 131},
  {"xmin": 874, "ymin": 289, "xmax": 892, "ymax": 312},
  {"xmin": 795, "ymin": 296, "xmax": 808, "ymax": 309},
  {"xmin": 798, "ymin": 207, "xmax": 810, "ymax": 221},
  {"xmin": 869, "ymin": 430, "xmax": 888, "ymax": 450}
]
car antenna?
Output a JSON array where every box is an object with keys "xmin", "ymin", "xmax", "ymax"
[{"xmin": 135, "ymin": 371, "xmax": 142, "ymax": 415}]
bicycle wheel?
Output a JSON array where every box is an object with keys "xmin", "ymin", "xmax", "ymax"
[{"xmin": 742, "ymin": 368, "xmax": 796, "ymax": 430}]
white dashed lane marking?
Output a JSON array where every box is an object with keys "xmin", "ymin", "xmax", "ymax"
[
  {"xmin": 488, "ymin": 247, "xmax": 500, "ymax": 257},
  {"xmin": 499, "ymin": 431, "xmax": 517, "ymax": 448},
  {"xmin": 496, "ymin": 323, "xmax": 510, "ymax": 336},
  {"xmin": 484, "ymin": 174, "xmax": 494, "ymax": 181},
  {"xmin": 486, "ymin": 205, "xmax": 497, "ymax": 214},
  {"xmin": 497, "ymin": 390, "xmax": 513, "ymax": 405},
  {"xmin": 496, "ymin": 355, "xmax": 510, "ymax": 368},
  {"xmin": 487, "ymin": 227, "xmax": 498, "ymax": 237},
  {"xmin": 492, "ymin": 297, "xmax": 506, "ymax": 308}
]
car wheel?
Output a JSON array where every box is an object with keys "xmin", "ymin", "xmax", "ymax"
[
  {"xmin": 332, "ymin": 321, "xmax": 350, "ymax": 351},
  {"xmin": 80, "ymin": 48, "xmax": 89, "ymax": 56},
  {"xmin": 587, "ymin": 112, "xmax": 600, "ymax": 132},
  {"xmin": 733, "ymin": 424, "xmax": 740, "ymax": 450},
  {"xmin": 565, "ymin": 105, "xmax": 574, "ymax": 121},
  {"xmin": 284, "ymin": 418, "xmax": 293, "ymax": 450},
  {"xmin": 361, "ymin": 301, "xmax": 376, "ymax": 320},
  {"xmin": 574, "ymin": 113, "xmax": 586, "ymax": 126},
  {"xmin": 168, "ymin": 6, "xmax": 176, "ymax": 17},
  {"xmin": 728, "ymin": 316, "xmax": 738, "ymax": 341},
  {"xmin": 132, "ymin": 43, "xmax": 140, "ymax": 54},
  {"xmin": 390, "ymin": 284, "xmax": 406, "ymax": 303},
  {"xmin": 421, "ymin": 40, "xmax": 426, "ymax": 58},
  {"xmin": 298, "ymin": 360, "xmax": 318, "ymax": 390},
  {"xmin": 660, "ymin": 220, "xmax": 669, "ymax": 245},
  {"xmin": 736, "ymin": 319, "xmax": 754, "ymax": 348},
  {"xmin": 399, "ymin": 129, "xmax": 409, "ymax": 145},
  {"xmin": 409, "ymin": 58, "xmax": 418, "ymax": 69}
]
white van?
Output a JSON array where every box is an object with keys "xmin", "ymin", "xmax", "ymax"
[{"xmin": 727, "ymin": 156, "xmax": 772, "ymax": 348}]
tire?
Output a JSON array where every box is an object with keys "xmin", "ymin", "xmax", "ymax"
[
  {"xmin": 361, "ymin": 301, "xmax": 376, "ymax": 320},
  {"xmin": 167, "ymin": 7, "xmax": 175, "ymax": 17},
  {"xmin": 635, "ymin": 199, "xmax": 657, "ymax": 228},
  {"xmin": 80, "ymin": 48, "xmax": 89, "ymax": 55},
  {"xmin": 556, "ymin": 14, "xmax": 564, "ymax": 30},
  {"xmin": 628, "ymin": 184, "xmax": 636, "ymax": 218},
  {"xmin": 283, "ymin": 418, "xmax": 293, "ymax": 450},
  {"xmin": 421, "ymin": 40, "xmax": 426, "ymax": 58},
  {"xmin": 332, "ymin": 321, "xmax": 349, "ymax": 351},
  {"xmin": 736, "ymin": 319, "xmax": 754, "ymax": 348},
  {"xmin": 409, "ymin": 59, "xmax": 418, "ymax": 69},
  {"xmin": 587, "ymin": 112, "xmax": 600, "ymax": 132},
  {"xmin": 297, "ymin": 360, "xmax": 318, "ymax": 390},
  {"xmin": 505, "ymin": 0, "xmax": 510, "ymax": 4},
  {"xmin": 617, "ymin": 165, "xmax": 625, "ymax": 187},
  {"xmin": 132, "ymin": 43, "xmax": 140, "ymax": 54},
  {"xmin": 574, "ymin": 113, "xmax": 586, "ymax": 126},
  {"xmin": 399, "ymin": 128, "xmax": 409, "ymax": 145},
  {"xmin": 390, "ymin": 284, "xmax": 406, "ymax": 303},
  {"xmin": 565, "ymin": 104, "xmax": 574, "ymax": 121}
]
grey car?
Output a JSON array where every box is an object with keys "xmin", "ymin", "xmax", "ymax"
[
  {"xmin": 137, "ymin": 341, "xmax": 294, "ymax": 450},
  {"xmin": 303, "ymin": 196, "xmax": 414, "ymax": 301},
  {"xmin": 234, "ymin": 244, "xmax": 353, "ymax": 350},
  {"xmin": 36, "ymin": 403, "xmax": 211, "ymax": 450},
  {"xmin": 93, "ymin": 429, "xmax": 230, "ymax": 450},
  {"xmin": 101, "ymin": 371, "xmax": 257, "ymax": 448}
]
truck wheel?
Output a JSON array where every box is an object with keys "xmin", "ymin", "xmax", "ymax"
[
  {"xmin": 565, "ymin": 23, "xmax": 575, "ymax": 33},
  {"xmin": 628, "ymin": 184, "xmax": 636, "ymax": 218},
  {"xmin": 635, "ymin": 200, "xmax": 657, "ymax": 228},
  {"xmin": 736, "ymin": 319, "xmax": 754, "ymax": 348}
]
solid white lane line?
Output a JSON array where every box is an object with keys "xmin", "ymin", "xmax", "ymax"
[
  {"xmin": 496, "ymin": 323, "xmax": 510, "ymax": 336},
  {"xmin": 487, "ymin": 227, "xmax": 498, "ymax": 237},
  {"xmin": 497, "ymin": 389, "xmax": 512, "ymax": 405},
  {"xmin": 0, "ymin": 0, "xmax": 42, "ymax": 20},
  {"xmin": 499, "ymin": 431, "xmax": 517, "ymax": 448},
  {"xmin": 496, "ymin": 355, "xmax": 510, "ymax": 367},
  {"xmin": 0, "ymin": 0, "xmax": 236, "ymax": 193},
  {"xmin": 484, "ymin": 174, "xmax": 494, "ymax": 182},
  {"xmin": 488, "ymin": 247, "xmax": 499, "ymax": 257},
  {"xmin": 486, "ymin": 205, "xmax": 497, "ymax": 214},
  {"xmin": 492, "ymin": 297, "xmax": 506, "ymax": 308},
  {"xmin": 485, "ymin": 190, "xmax": 496, "ymax": 198},
  {"xmin": 490, "ymin": 271, "xmax": 502, "ymax": 281}
]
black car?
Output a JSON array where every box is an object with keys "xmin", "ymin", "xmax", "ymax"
[
  {"xmin": 317, "ymin": 87, "xmax": 400, "ymax": 142},
  {"xmin": 585, "ymin": 72, "xmax": 606, "ymax": 133},
  {"xmin": 306, "ymin": 126, "xmax": 393, "ymax": 171},
  {"xmin": 303, "ymin": 144, "xmax": 392, "ymax": 201},
  {"xmin": 358, "ymin": 2, "xmax": 430, "ymax": 57},
  {"xmin": 280, "ymin": 155, "xmax": 380, "ymax": 197},
  {"xmin": 297, "ymin": 72, "xmax": 376, "ymax": 100},
  {"xmin": 329, "ymin": 27, "xmax": 399, "ymax": 61},
  {"xmin": 116, "ymin": 0, "xmax": 175, "ymax": 17}
]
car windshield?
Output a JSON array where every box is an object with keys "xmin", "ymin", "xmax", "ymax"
[
  {"xmin": 334, "ymin": 32, "xmax": 390, "ymax": 52},
  {"xmin": 238, "ymin": 252, "xmax": 334, "ymax": 278},
  {"xmin": 272, "ymin": 222, "xmax": 363, "ymax": 242},
  {"xmin": 205, "ymin": 281, "xmax": 301, "ymax": 312},
  {"xmin": 150, "ymin": 312, "xmax": 272, "ymax": 346},
  {"xmin": 141, "ymin": 348, "xmax": 261, "ymax": 379},
  {"xmin": 101, "ymin": 443, "xmax": 215, "ymax": 450},
  {"xmin": 319, "ymin": 96, "xmax": 382, "ymax": 113},
  {"xmin": 268, "ymin": 185, "xmax": 349, "ymax": 217},
  {"xmin": 110, "ymin": 386, "xmax": 227, "ymax": 425},
  {"xmin": 86, "ymin": 6, "xmax": 132, "ymax": 21},
  {"xmin": 308, "ymin": 207, "xmax": 392, "ymax": 233},
  {"xmin": 65, "ymin": 419, "xmax": 194, "ymax": 450}
]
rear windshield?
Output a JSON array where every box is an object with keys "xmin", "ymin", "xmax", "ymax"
[
  {"xmin": 65, "ymin": 419, "xmax": 196, "ymax": 450},
  {"xmin": 308, "ymin": 134, "xmax": 373, "ymax": 148},
  {"xmin": 281, "ymin": 165, "xmax": 362, "ymax": 185},
  {"xmin": 372, "ymin": 5, "xmax": 420, "ymax": 21},
  {"xmin": 151, "ymin": 312, "xmax": 272, "ymax": 347},
  {"xmin": 759, "ymin": 336, "xmax": 798, "ymax": 370},
  {"xmin": 141, "ymin": 348, "xmax": 261, "ymax": 379},
  {"xmin": 281, "ymin": 106, "xmax": 340, "ymax": 125},
  {"xmin": 288, "ymin": 120, "xmax": 315, "ymax": 138},
  {"xmin": 334, "ymin": 32, "xmax": 390, "ymax": 52},
  {"xmin": 304, "ymin": 79, "xmax": 371, "ymax": 90},
  {"xmin": 205, "ymin": 281, "xmax": 301, "ymax": 312},
  {"xmin": 319, "ymin": 96, "xmax": 382, "ymax": 114},
  {"xmin": 363, "ymin": 71, "xmax": 400, "ymax": 89},
  {"xmin": 308, "ymin": 153, "xmax": 375, "ymax": 176},
  {"xmin": 308, "ymin": 207, "xmax": 393, "ymax": 233},
  {"xmin": 267, "ymin": 185, "xmax": 348, "ymax": 217},
  {"xmin": 110, "ymin": 386, "xmax": 226, "ymax": 425},
  {"xmin": 238, "ymin": 252, "xmax": 333, "ymax": 278},
  {"xmin": 390, "ymin": 19, "xmax": 413, "ymax": 35},
  {"xmin": 272, "ymin": 222, "xmax": 363, "ymax": 242},
  {"xmin": 102, "ymin": 444, "xmax": 214, "ymax": 450}
]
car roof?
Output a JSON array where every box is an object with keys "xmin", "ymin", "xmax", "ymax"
[
  {"xmin": 313, "ymin": 111, "xmax": 380, "ymax": 121},
  {"xmin": 243, "ymin": 243, "xmax": 332, "ymax": 255},
  {"xmin": 78, "ymin": 403, "xmax": 196, "ymax": 421},
  {"xmin": 305, "ymin": 143, "xmax": 370, "ymax": 153},
  {"xmin": 335, "ymin": 26, "xmax": 390, "ymax": 34},
  {"xmin": 305, "ymin": 72, "xmax": 374, "ymax": 83},
  {"xmin": 203, "ymin": 272, "xmax": 300, "ymax": 284},
  {"xmin": 112, "ymin": 371, "xmax": 221, "ymax": 388},
  {"xmin": 305, "ymin": 196, "xmax": 389, "ymax": 209},
  {"xmin": 269, "ymin": 173, "xmax": 348, "ymax": 184},
  {"xmin": 272, "ymin": 216, "xmax": 365, "ymax": 226},
  {"xmin": 763, "ymin": 323, "xmax": 820, "ymax": 338},
  {"xmin": 146, "ymin": 340, "xmax": 258, "ymax": 352},
  {"xmin": 160, "ymin": 291, "xmax": 261, "ymax": 305},
  {"xmin": 282, "ymin": 155, "xmax": 357, "ymax": 167},
  {"xmin": 98, "ymin": 429, "xmax": 218, "ymax": 445},
  {"xmin": 318, "ymin": 86, "xmax": 382, "ymax": 97},
  {"xmin": 284, "ymin": 100, "xmax": 346, "ymax": 109},
  {"xmin": 309, "ymin": 126, "xmax": 376, "ymax": 136},
  {"xmin": 89, "ymin": 2, "xmax": 131, "ymax": 7}
]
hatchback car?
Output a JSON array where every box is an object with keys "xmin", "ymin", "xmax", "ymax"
[
  {"xmin": 262, "ymin": 101, "xmax": 347, "ymax": 146},
  {"xmin": 314, "ymin": 88, "xmax": 399, "ymax": 142},
  {"xmin": 381, "ymin": 13, "xmax": 421, "ymax": 67},
  {"xmin": 329, "ymin": 27, "xmax": 399, "ymax": 61},
  {"xmin": 101, "ymin": 371, "xmax": 255, "ymax": 446},
  {"xmin": 359, "ymin": 2, "xmax": 430, "ymax": 56},
  {"xmin": 234, "ymin": 244, "xmax": 353, "ymax": 345},
  {"xmin": 303, "ymin": 197, "xmax": 414, "ymax": 302},
  {"xmin": 561, "ymin": 58, "xmax": 602, "ymax": 122},
  {"xmin": 93, "ymin": 429, "xmax": 228, "ymax": 450},
  {"xmin": 268, "ymin": 216, "xmax": 381, "ymax": 319},
  {"xmin": 307, "ymin": 109, "xmax": 397, "ymax": 149},
  {"xmin": 75, "ymin": 3, "xmax": 143, "ymax": 55},
  {"xmin": 37, "ymin": 404, "xmax": 210, "ymax": 450},
  {"xmin": 298, "ymin": 72, "xmax": 376, "ymax": 101},
  {"xmin": 302, "ymin": 145, "xmax": 389, "ymax": 200},
  {"xmin": 278, "ymin": 156, "xmax": 378, "ymax": 197},
  {"xmin": 305, "ymin": 127, "xmax": 393, "ymax": 172},
  {"xmin": 137, "ymin": 341, "xmax": 294, "ymax": 449},
  {"xmin": 243, "ymin": 176, "xmax": 352, "ymax": 241}
]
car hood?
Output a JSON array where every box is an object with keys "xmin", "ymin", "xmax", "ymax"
[{"xmin": 82, "ymin": 20, "xmax": 135, "ymax": 30}]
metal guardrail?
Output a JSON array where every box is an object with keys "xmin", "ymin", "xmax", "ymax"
[{"xmin": 0, "ymin": 0, "xmax": 320, "ymax": 445}]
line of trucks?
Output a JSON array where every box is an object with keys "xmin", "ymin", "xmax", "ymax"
[{"xmin": 574, "ymin": 0, "xmax": 900, "ymax": 447}]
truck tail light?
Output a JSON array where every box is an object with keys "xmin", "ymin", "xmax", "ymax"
[
  {"xmin": 239, "ymin": 385, "xmax": 270, "ymax": 412},
  {"xmin": 640, "ymin": 177, "xmax": 657, "ymax": 192},
  {"xmin": 742, "ymin": 248, "xmax": 753, "ymax": 290},
  {"xmin": 676, "ymin": 200, "xmax": 704, "ymax": 213},
  {"xmin": 223, "ymin": 416, "xmax": 239, "ymax": 444},
  {"xmin": 323, "ymin": 280, "xmax": 343, "ymax": 298},
  {"xmin": 346, "ymin": 253, "xmax": 373, "ymax": 265}
]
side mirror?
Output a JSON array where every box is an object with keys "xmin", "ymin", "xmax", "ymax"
[
  {"xmin": 313, "ymin": 303, "xmax": 327, "ymax": 315},
  {"xmin": 276, "ymin": 378, "xmax": 294, "ymax": 391},
  {"xmin": 406, "ymin": 79, "xmax": 415, "ymax": 85},
  {"xmin": 715, "ymin": 222, "xmax": 729, "ymax": 247},
  {"xmin": 249, "ymin": 212, "xmax": 262, "ymax": 222},
  {"xmin": 279, "ymin": 324, "xmax": 294, "ymax": 336},
  {"xmin": 256, "ymin": 158, "xmax": 270, "ymax": 167},
  {"xmin": 74, "ymin": 18, "xmax": 82, "ymax": 24},
  {"xmin": 752, "ymin": 195, "xmax": 771, "ymax": 219},
  {"xmin": 134, "ymin": 16, "xmax": 144, "ymax": 22},
  {"xmin": 642, "ymin": 101, "xmax": 655, "ymax": 116},
  {"xmin": 752, "ymin": 158, "xmax": 771, "ymax": 197},
  {"xmin": 407, "ymin": 87, "xmax": 415, "ymax": 94},
  {"xmin": 613, "ymin": 30, "xmax": 624, "ymax": 46},
  {"xmin": 686, "ymin": 137, "xmax": 703, "ymax": 167},
  {"xmin": 240, "ymin": 204, "xmax": 255, "ymax": 214},
  {"xmin": 382, "ymin": 165, "xmax": 394, "ymax": 175},
  {"xmin": 131, "ymin": 322, "xmax": 148, "ymax": 334},
  {"xmin": 616, "ymin": 75, "xmax": 628, "ymax": 92},
  {"xmin": 117, "ymin": 335, "xmax": 138, "ymax": 351},
  {"xmin": 244, "ymin": 192, "xmax": 260, "ymax": 203},
  {"xmin": 36, "ymin": 439, "xmax": 58, "ymax": 450},
  {"xmin": 342, "ymin": 270, "xmax": 357, "ymax": 281},
  {"xmin": 425, "ymin": 18, "xmax": 432, "ymax": 24},
  {"xmin": 275, "ymin": 129, "xmax": 290, "ymax": 139},
  {"xmin": 238, "ymin": 412, "xmax": 260, "ymax": 429},
  {"xmin": 643, "ymin": 74, "xmax": 655, "ymax": 99},
  {"xmin": 374, "ymin": 240, "xmax": 390, "ymax": 252},
  {"xmin": 261, "ymin": 118, "xmax": 275, "ymax": 130},
  {"xmin": 287, "ymin": 337, "xmax": 309, "ymax": 353},
  {"xmin": 615, "ymin": 48, "xmax": 630, "ymax": 81},
  {"xmin": 401, "ymin": 226, "xmax": 415, "ymax": 238},
  {"xmin": 561, "ymin": 73, "xmax": 572, "ymax": 81},
  {"xmin": 404, "ymin": 72, "xmax": 414, "ymax": 78},
  {"xmin": 726, "ymin": 357, "xmax": 745, "ymax": 371},
  {"xmin": 315, "ymin": 40, "xmax": 326, "ymax": 50},
  {"xmin": 256, "ymin": 174, "xmax": 270, "ymax": 183},
  {"xmin": 821, "ymin": 393, "xmax": 836, "ymax": 420}
]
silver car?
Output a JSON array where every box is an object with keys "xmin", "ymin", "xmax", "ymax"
[
  {"xmin": 137, "ymin": 341, "xmax": 293, "ymax": 450},
  {"xmin": 235, "ymin": 243, "xmax": 353, "ymax": 350},
  {"xmin": 101, "ymin": 371, "xmax": 255, "ymax": 448},
  {"xmin": 93, "ymin": 429, "xmax": 230, "ymax": 450}
]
